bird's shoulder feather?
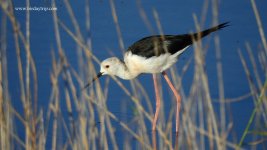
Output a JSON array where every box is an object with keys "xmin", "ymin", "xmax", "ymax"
[{"xmin": 126, "ymin": 34, "xmax": 192, "ymax": 58}]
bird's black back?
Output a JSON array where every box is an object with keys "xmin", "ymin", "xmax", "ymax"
[{"xmin": 127, "ymin": 22, "xmax": 229, "ymax": 58}]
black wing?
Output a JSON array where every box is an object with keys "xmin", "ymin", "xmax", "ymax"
[{"xmin": 127, "ymin": 22, "xmax": 229, "ymax": 58}]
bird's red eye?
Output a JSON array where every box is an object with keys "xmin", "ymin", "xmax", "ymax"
[{"xmin": 105, "ymin": 65, "xmax": 110, "ymax": 68}]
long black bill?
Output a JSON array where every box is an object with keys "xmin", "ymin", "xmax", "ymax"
[{"xmin": 82, "ymin": 72, "xmax": 103, "ymax": 90}]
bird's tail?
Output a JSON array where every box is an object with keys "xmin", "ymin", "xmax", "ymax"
[{"xmin": 192, "ymin": 22, "xmax": 230, "ymax": 40}]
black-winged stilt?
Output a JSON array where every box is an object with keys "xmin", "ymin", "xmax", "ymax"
[{"xmin": 84, "ymin": 22, "xmax": 229, "ymax": 135}]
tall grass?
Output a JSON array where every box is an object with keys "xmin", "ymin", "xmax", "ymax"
[{"xmin": 0, "ymin": 0, "xmax": 266, "ymax": 149}]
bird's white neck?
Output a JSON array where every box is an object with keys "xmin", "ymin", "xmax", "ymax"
[{"xmin": 115, "ymin": 61, "xmax": 139, "ymax": 80}]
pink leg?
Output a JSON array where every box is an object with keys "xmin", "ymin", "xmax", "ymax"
[
  {"xmin": 152, "ymin": 74, "xmax": 161, "ymax": 131},
  {"xmin": 162, "ymin": 71, "xmax": 181, "ymax": 133}
]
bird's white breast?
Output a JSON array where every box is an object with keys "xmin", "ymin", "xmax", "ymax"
[{"xmin": 124, "ymin": 47, "xmax": 188, "ymax": 74}]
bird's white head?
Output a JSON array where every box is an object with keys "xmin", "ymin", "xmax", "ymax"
[
  {"xmin": 82, "ymin": 57, "xmax": 134, "ymax": 90},
  {"xmin": 82, "ymin": 57, "xmax": 124, "ymax": 89},
  {"xmin": 100, "ymin": 57, "xmax": 122, "ymax": 76}
]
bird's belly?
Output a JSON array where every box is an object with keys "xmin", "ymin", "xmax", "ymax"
[{"xmin": 125, "ymin": 52, "xmax": 177, "ymax": 74}]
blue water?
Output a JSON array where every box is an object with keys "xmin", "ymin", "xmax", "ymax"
[{"xmin": 6, "ymin": 0, "xmax": 267, "ymax": 149}]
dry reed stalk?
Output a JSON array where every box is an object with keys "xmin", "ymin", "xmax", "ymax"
[
  {"xmin": 182, "ymin": 96, "xmax": 198, "ymax": 150},
  {"xmin": 258, "ymin": 48, "xmax": 267, "ymax": 74},
  {"xmin": 0, "ymin": 33, "xmax": 5, "ymax": 150},
  {"xmin": 50, "ymin": 71, "xmax": 59, "ymax": 150},
  {"xmin": 63, "ymin": 0, "xmax": 86, "ymax": 80},
  {"xmin": 250, "ymin": 0, "xmax": 267, "ymax": 54},
  {"xmin": 238, "ymin": 48, "xmax": 267, "ymax": 148},
  {"xmin": 109, "ymin": 0, "xmax": 125, "ymax": 52},
  {"xmin": 193, "ymin": 124, "xmax": 244, "ymax": 149},
  {"xmin": 193, "ymin": 16, "xmax": 222, "ymax": 149},
  {"xmin": 245, "ymin": 43, "xmax": 267, "ymax": 123},
  {"xmin": 212, "ymin": 0, "xmax": 227, "ymax": 149},
  {"xmin": 136, "ymin": 0, "xmax": 155, "ymax": 34},
  {"xmin": 134, "ymin": 80, "xmax": 154, "ymax": 114},
  {"xmin": 83, "ymin": 5, "xmax": 100, "ymax": 145},
  {"xmin": 63, "ymin": 88, "xmax": 74, "ymax": 148},
  {"xmin": 200, "ymin": 0, "xmax": 209, "ymax": 27},
  {"xmin": 238, "ymin": 46, "xmax": 265, "ymax": 150},
  {"xmin": 51, "ymin": 0, "xmax": 63, "ymax": 149},
  {"xmin": 93, "ymin": 72, "xmax": 118, "ymax": 150},
  {"xmin": 57, "ymin": 19, "xmax": 100, "ymax": 64},
  {"xmin": 37, "ymin": 110, "xmax": 45, "ymax": 150},
  {"xmin": 245, "ymin": 43, "xmax": 263, "ymax": 92},
  {"xmin": 0, "ymin": 10, "xmax": 10, "ymax": 150},
  {"xmin": 129, "ymin": 85, "xmax": 151, "ymax": 150}
]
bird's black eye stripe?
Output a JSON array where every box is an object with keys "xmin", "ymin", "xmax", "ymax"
[{"xmin": 105, "ymin": 65, "xmax": 110, "ymax": 68}]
